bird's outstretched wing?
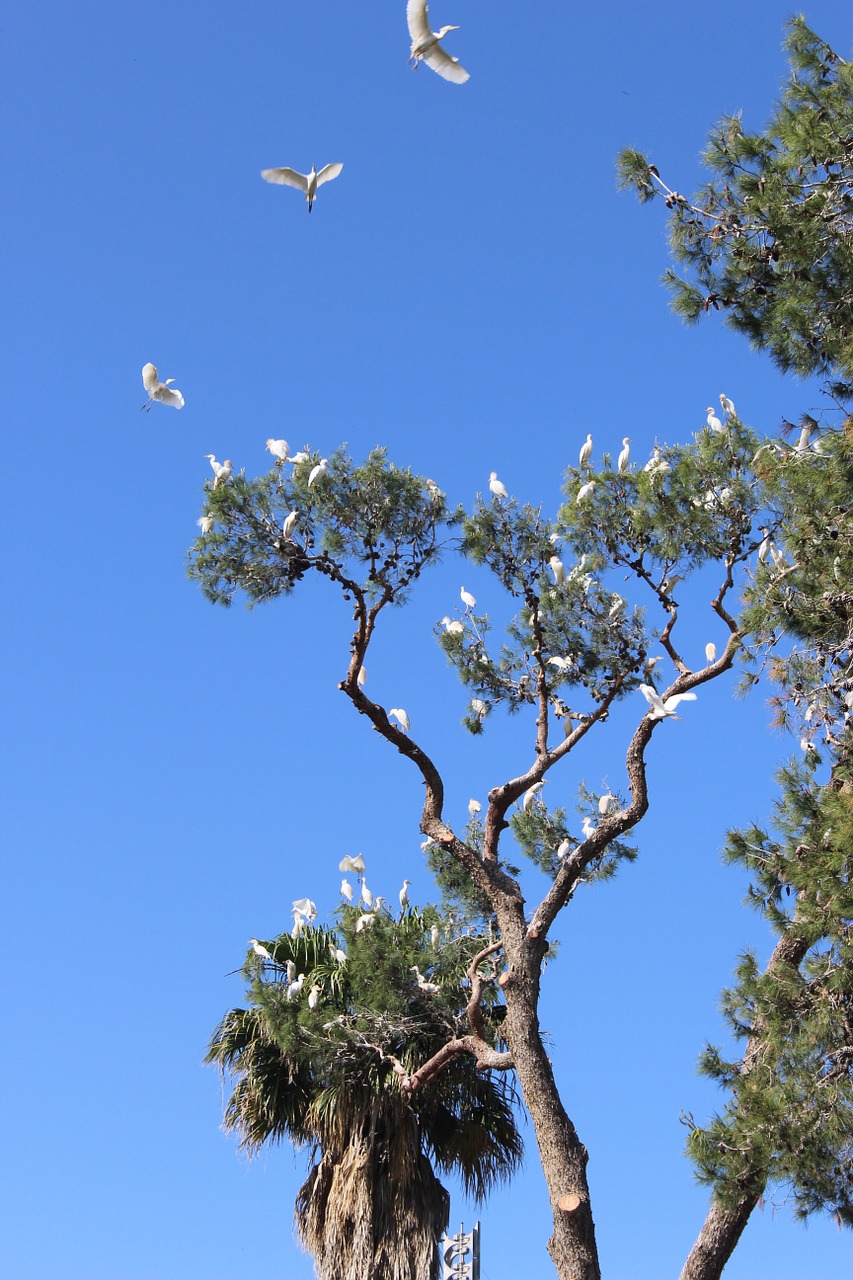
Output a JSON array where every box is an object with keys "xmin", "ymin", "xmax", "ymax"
[
  {"xmin": 315, "ymin": 162, "xmax": 343, "ymax": 188},
  {"xmin": 261, "ymin": 167, "xmax": 309, "ymax": 191},
  {"xmin": 142, "ymin": 362, "xmax": 159, "ymax": 391},
  {"xmin": 406, "ymin": 0, "xmax": 432, "ymax": 41},
  {"xmin": 158, "ymin": 386, "xmax": 185, "ymax": 409},
  {"xmin": 422, "ymin": 45, "xmax": 469, "ymax": 83}
]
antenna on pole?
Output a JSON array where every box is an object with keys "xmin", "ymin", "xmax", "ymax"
[{"xmin": 440, "ymin": 1221, "xmax": 480, "ymax": 1280}]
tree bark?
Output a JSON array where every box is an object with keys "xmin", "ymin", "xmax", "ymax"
[{"xmin": 679, "ymin": 1194, "xmax": 761, "ymax": 1280}]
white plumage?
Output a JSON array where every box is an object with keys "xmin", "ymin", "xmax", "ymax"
[
  {"xmin": 706, "ymin": 406, "xmax": 724, "ymax": 432},
  {"xmin": 639, "ymin": 683, "xmax": 697, "ymax": 721},
  {"xmin": 142, "ymin": 362, "xmax": 184, "ymax": 411},
  {"xmin": 406, "ymin": 1, "xmax": 469, "ymax": 83},
  {"xmin": 579, "ymin": 433, "xmax": 593, "ymax": 468},
  {"xmin": 282, "ymin": 511, "xmax": 298, "ymax": 541},
  {"xmin": 308, "ymin": 458, "xmax": 328, "ymax": 487},
  {"xmin": 339, "ymin": 853, "xmax": 366, "ymax": 873},
  {"xmin": 249, "ymin": 938, "xmax": 272, "ymax": 961},
  {"xmin": 261, "ymin": 163, "xmax": 343, "ymax": 212},
  {"xmin": 489, "ymin": 471, "xmax": 508, "ymax": 499},
  {"xmin": 460, "ymin": 586, "xmax": 476, "ymax": 610},
  {"xmin": 522, "ymin": 781, "xmax": 544, "ymax": 812},
  {"xmin": 389, "ymin": 707, "xmax": 410, "ymax": 732},
  {"xmin": 617, "ymin": 437, "xmax": 631, "ymax": 473},
  {"xmin": 266, "ymin": 438, "xmax": 290, "ymax": 462},
  {"xmin": 204, "ymin": 455, "xmax": 232, "ymax": 488}
]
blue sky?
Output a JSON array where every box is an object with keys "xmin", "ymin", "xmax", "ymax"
[{"xmin": 3, "ymin": 2, "xmax": 852, "ymax": 1277}]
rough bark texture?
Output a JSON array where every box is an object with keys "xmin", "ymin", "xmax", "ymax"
[{"xmin": 678, "ymin": 1195, "xmax": 760, "ymax": 1280}]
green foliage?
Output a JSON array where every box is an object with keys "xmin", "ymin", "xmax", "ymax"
[{"xmin": 618, "ymin": 17, "xmax": 853, "ymax": 384}]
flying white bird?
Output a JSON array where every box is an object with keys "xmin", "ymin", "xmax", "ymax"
[
  {"xmin": 406, "ymin": 0, "xmax": 469, "ymax": 83},
  {"xmin": 522, "ymin": 781, "xmax": 544, "ymax": 812},
  {"xmin": 581, "ymin": 816, "xmax": 596, "ymax": 839},
  {"xmin": 617, "ymin": 437, "xmax": 631, "ymax": 473},
  {"xmin": 292, "ymin": 898, "xmax": 317, "ymax": 921},
  {"xmin": 261, "ymin": 162, "xmax": 343, "ymax": 212},
  {"xmin": 204, "ymin": 455, "xmax": 232, "ymax": 488},
  {"xmin": 706, "ymin": 406, "xmax": 724, "ymax": 432},
  {"xmin": 142, "ymin": 362, "xmax": 184, "ymax": 411},
  {"xmin": 411, "ymin": 965, "xmax": 440, "ymax": 993},
  {"xmin": 468, "ymin": 798, "xmax": 481, "ymax": 819},
  {"xmin": 197, "ymin": 515, "xmax": 214, "ymax": 535},
  {"xmin": 441, "ymin": 616, "xmax": 465, "ymax": 634},
  {"xmin": 489, "ymin": 471, "xmax": 508, "ymax": 500},
  {"xmin": 389, "ymin": 707, "xmax": 410, "ymax": 732},
  {"xmin": 579, "ymin": 433, "xmax": 593, "ymax": 468},
  {"xmin": 281, "ymin": 510, "xmax": 298, "ymax": 541},
  {"xmin": 340, "ymin": 878, "xmax": 354, "ymax": 902},
  {"xmin": 339, "ymin": 853, "xmax": 366, "ymax": 873},
  {"xmin": 576, "ymin": 481, "xmax": 596, "ymax": 503},
  {"xmin": 705, "ymin": 642, "xmax": 717, "ymax": 665},
  {"xmin": 556, "ymin": 838, "xmax": 572, "ymax": 859},
  {"xmin": 549, "ymin": 555, "xmax": 565, "ymax": 587},
  {"xmin": 399, "ymin": 879, "xmax": 411, "ymax": 911},
  {"xmin": 249, "ymin": 938, "xmax": 272, "ymax": 961},
  {"xmin": 360, "ymin": 878, "xmax": 374, "ymax": 909},
  {"xmin": 720, "ymin": 394, "xmax": 736, "ymax": 418},
  {"xmin": 460, "ymin": 586, "xmax": 476, "ymax": 610},
  {"xmin": 266, "ymin": 438, "xmax": 290, "ymax": 463},
  {"xmin": 308, "ymin": 458, "xmax": 328, "ymax": 487},
  {"xmin": 639, "ymin": 683, "xmax": 697, "ymax": 721}
]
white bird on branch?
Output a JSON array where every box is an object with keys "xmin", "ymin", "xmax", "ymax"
[
  {"xmin": 286, "ymin": 960, "xmax": 296, "ymax": 984},
  {"xmin": 557, "ymin": 838, "xmax": 572, "ymax": 859},
  {"xmin": 357, "ymin": 665, "xmax": 367, "ymax": 687},
  {"xmin": 468, "ymin": 798, "xmax": 482, "ymax": 819},
  {"xmin": 282, "ymin": 511, "xmax": 298, "ymax": 541},
  {"xmin": 341, "ymin": 878, "xmax": 354, "ymax": 902},
  {"xmin": 249, "ymin": 938, "xmax": 273, "ymax": 961},
  {"xmin": 287, "ymin": 973, "xmax": 305, "ymax": 1000},
  {"xmin": 197, "ymin": 515, "xmax": 214, "ymax": 535},
  {"xmin": 330, "ymin": 943, "xmax": 348, "ymax": 964},
  {"xmin": 261, "ymin": 162, "xmax": 343, "ymax": 212},
  {"xmin": 460, "ymin": 586, "xmax": 476, "ymax": 610},
  {"xmin": 308, "ymin": 458, "xmax": 328, "ymax": 487},
  {"xmin": 411, "ymin": 965, "xmax": 440, "ymax": 994},
  {"xmin": 548, "ymin": 655, "xmax": 573, "ymax": 673},
  {"xmin": 617, "ymin": 437, "xmax": 631, "ymax": 473},
  {"xmin": 441, "ymin": 616, "xmax": 465, "ymax": 634},
  {"xmin": 579, "ymin": 433, "xmax": 593, "ymax": 468},
  {"xmin": 549, "ymin": 555, "xmax": 565, "ymax": 587},
  {"xmin": 291, "ymin": 449, "xmax": 311, "ymax": 465},
  {"xmin": 142, "ymin": 362, "xmax": 184, "ymax": 411},
  {"xmin": 470, "ymin": 698, "xmax": 488, "ymax": 720},
  {"xmin": 705, "ymin": 642, "xmax": 717, "ymax": 665},
  {"xmin": 406, "ymin": 0, "xmax": 469, "ymax": 83},
  {"xmin": 598, "ymin": 793, "xmax": 616, "ymax": 816},
  {"xmin": 430, "ymin": 924, "xmax": 441, "ymax": 948},
  {"xmin": 399, "ymin": 879, "xmax": 411, "ymax": 912},
  {"xmin": 204, "ymin": 455, "xmax": 232, "ymax": 488},
  {"xmin": 426, "ymin": 478, "xmax": 443, "ymax": 502},
  {"xmin": 576, "ymin": 481, "xmax": 596, "ymax": 503},
  {"xmin": 522, "ymin": 781, "xmax": 544, "ymax": 812},
  {"xmin": 266, "ymin": 438, "xmax": 290, "ymax": 463},
  {"xmin": 488, "ymin": 471, "xmax": 508, "ymax": 500},
  {"xmin": 308, "ymin": 985, "xmax": 321, "ymax": 1010},
  {"xmin": 639, "ymin": 683, "xmax": 697, "ymax": 721},
  {"xmin": 706, "ymin": 406, "xmax": 724, "ymax": 432},
  {"xmin": 339, "ymin": 853, "xmax": 366, "ymax": 873},
  {"xmin": 720, "ymin": 393, "xmax": 736, "ymax": 418},
  {"xmin": 389, "ymin": 707, "xmax": 410, "ymax": 732},
  {"xmin": 356, "ymin": 912, "xmax": 376, "ymax": 933},
  {"xmin": 581, "ymin": 816, "xmax": 596, "ymax": 839},
  {"xmin": 360, "ymin": 877, "xmax": 374, "ymax": 909}
]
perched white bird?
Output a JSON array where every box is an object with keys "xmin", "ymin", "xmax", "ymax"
[
  {"xmin": 249, "ymin": 938, "xmax": 273, "ymax": 961},
  {"xmin": 356, "ymin": 912, "xmax": 376, "ymax": 933},
  {"xmin": 522, "ymin": 781, "xmax": 544, "ymax": 812},
  {"xmin": 460, "ymin": 586, "xmax": 476, "ymax": 610},
  {"xmin": 639, "ymin": 683, "xmax": 697, "ymax": 721},
  {"xmin": 340, "ymin": 878, "xmax": 354, "ymax": 902},
  {"xmin": 399, "ymin": 879, "xmax": 411, "ymax": 911},
  {"xmin": 549, "ymin": 555, "xmax": 565, "ymax": 587},
  {"xmin": 406, "ymin": 0, "xmax": 469, "ymax": 83},
  {"xmin": 579, "ymin": 433, "xmax": 593, "ymax": 468},
  {"xmin": 705, "ymin": 642, "xmax": 717, "ymax": 665},
  {"xmin": 598, "ymin": 793, "xmax": 616, "ymax": 816},
  {"xmin": 470, "ymin": 698, "xmax": 488, "ymax": 720},
  {"xmin": 608, "ymin": 594, "xmax": 625, "ymax": 617},
  {"xmin": 720, "ymin": 394, "xmax": 736, "ymax": 418},
  {"xmin": 421, "ymin": 836, "xmax": 437, "ymax": 851},
  {"xmin": 468, "ymin": 798, "xmax": 481, "ymax": 819},
  {"xmin": 661, "ymin": 575, "xmax": 683, "ymax": 596},
  {"xmin": 617, "ymin": 437, "xmax": 631, "ymax": 473},
  {"xmin": 800, "ymin": 737, "xmax": 818, "ymax": 756},
  {"xmin": 389, "ymin": 707, "xmax": 410, "ymax": 732},
  {"xmin": 292, "ymin": 897, "xmax": 317, "ymax": 921},
  {"xmin": 286, "ymin": 959, "xmax": 296, "ymax": 984},
  {"xmin": 308, "ymin": 458, "xmax": 328, "ymax": 487},
  {"xmin": 204, "ymin": 455, "xmax": 232, "ymax": 488},
  {"xmin": 770, "ymin": 546, "xmax": 789, "ymax": 573},
  {"xmin": 306, "ymin": 985, "xmax": 321, "ymax": 1010},
  {"xmin": 360, "ymin": 877, "xmax": 374, "ymax": 909},
  {"xmin": 357, "ymin": 665, "xmax": 367, "ymax": 687},
  {"xmin": 287, "ymin": 973, "xmax": 305, "ymax": 1000},
  {"xmin": 339, "ymin": 853, "xmax": 366, "ymax": 873},
  {"xmin": 581, "ymin": 816, "xmax": 596, "ymax": 839},
  {"xmin": 261, "ymin": 162, "xmax": 343, "ymax": 212},
  {"xmin": 706, "ymin": 406, "xmax": 724, "ymax": 432},
  {"xmin": 266, "ymin": 438, "xmax": 290, "ymax": 463},
  {"xmin": 197, "ymin": 515, "xmax": 214, "ymax": 535},
  {"xmin": 556, "ymin": 838, "xmax": 572, "ymax": 859},
  {"xmin": 430, "ymin": 924, "xmax": 441, "ymax": 948},
  {"xmin": 488, "ymin": 471, "xmax": 508, "ymax": 500},
  {"xmin": 576, "ymin": 481, "xmax": 596, "ymax": 503},
  {"xmin": 330, "ymin": 944, "xmax": 348, "ymax": 964},
  {"xmin": 426, "ymin": 478, "xmax": 443, "ymax": 501},
  {"xmin": 282, "ymin": 510, "xmax": 298, "ymax": 541},
  {"xmin": 441, "ymin": 615, "xmax": 465, "ymax": 634},
  {"xmin": 290, "ymin": 450, "xmax": 311, "ymax": 465},
  {"xmin": 142, "ymin": 362, "xmax": 184, "ymax": 411},
  {"xmin": 757, "ymin": 529, "xmax": 772, "ymax": 565},
  {"xmin": 411, "ymin": 965, "xmax": 440, "ymax": 994},
  {"xmin": 548, "ymin": 655, "xmax": 573, "ymax": 673}
]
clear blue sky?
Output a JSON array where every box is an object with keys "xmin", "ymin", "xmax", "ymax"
[{"xmin": 3, "ymin": 3, "xmax": 851, "ymax": 1277}]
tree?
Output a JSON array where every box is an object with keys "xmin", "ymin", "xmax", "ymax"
[
  {"xmin": 190, "ymin": 431, "xmax": 765, "ymax": 1280},
  {"xmin": 207, "ymin": 908, "xmax": 522, "ymax": 1280}
]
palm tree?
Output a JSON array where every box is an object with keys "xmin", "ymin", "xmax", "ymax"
[{"xmin": 207, "ymin": 909, "xmax": 522, "ymax": 1280}]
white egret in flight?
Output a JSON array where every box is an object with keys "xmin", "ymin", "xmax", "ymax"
[
  {"xmin": 249, "ymin": 938, "xmax": 272, "ymax": 961},
  {"xmin": 389, "ymin": 707, "xmax": 410, "ymax": 732},
  {"xmin": 406, "ymin": 0, "xmax": 469, "ymax": 83},
  {"xmin": 617, "ymin": 437, "xmax": 631, "ymax": 473},
  {"xmin": 706, "ymin": 406, "xmax": 723, "ymax": 432},
  {"xmin": 292, "ymin": 898, "xmax": 317, "ymax": 922},
  {"xmin": 204, "ymin": 455, "xmax": 232, "ymax": 488},
  {"xmin": 339, "ymin": 853, "xmax": 366, "ymax": 873},
  {"xmin": 579, "ymin": 433, "xmax": 593, "ymax": 468},
  {"xmin": 639, "ymin": 683, "xmax": 697, "ymax": 721},
  {"xmin": 460, "ymin": 586, "xmax": 476, "ymax": 610},
  {"xmin": 197, "ymin": 515, "xmax": 214, "ymax": 535},
  {"xmin": 720, "ymin": 393, "xmax": 736, "ymax": 418},
  {"xmin": 308, "ymin": 458, "xmax": 328, "ymax": 487},
  {"xmin": 261, "ymin": 163, "xmax": 343, "ymax": 212},
  {"xmin": 489, "ymin": 471, "xmax": 508, "ymax": 499},
  {"xmin": 282, "ymin": 511, "xmax": 298, "ymax": 541},
  {"xmin": 142, "ymin": 362, "xmax": 184, "ymax": 411},
  {"xmin": 266, "ymin": 438, "xmax": 290, "ymax": 463}
]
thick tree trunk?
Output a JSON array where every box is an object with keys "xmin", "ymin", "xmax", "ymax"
[
  {"xmin": 678, "ymin": 1193, "xmax": 761, "ymax": 1280},
  {"xmin": 503, "ymin": 980, "xmax": 600, "ymax": 1280}
]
